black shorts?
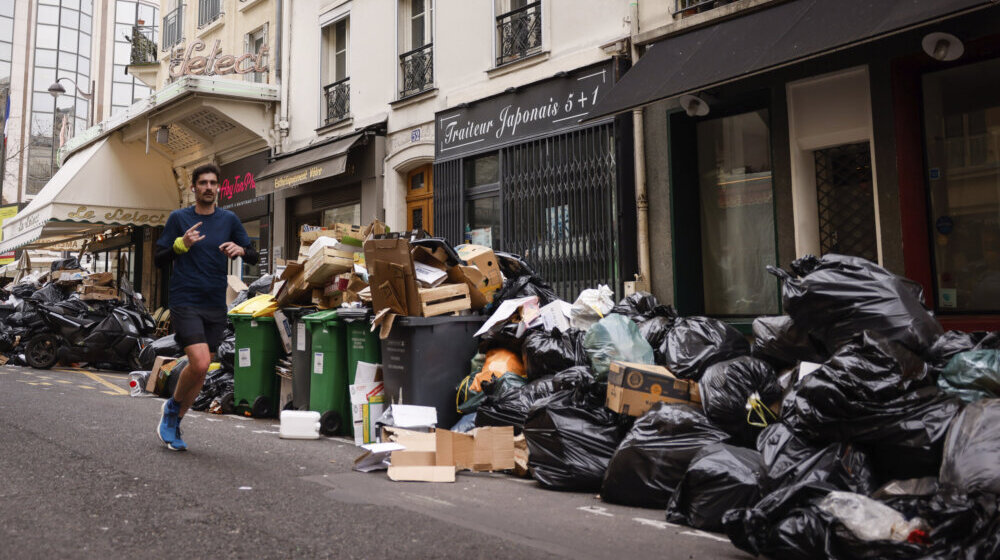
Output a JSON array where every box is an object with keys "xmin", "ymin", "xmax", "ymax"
[{"xmin": 171, "ymin": 306, "xmax": 227, "ymax": 352}]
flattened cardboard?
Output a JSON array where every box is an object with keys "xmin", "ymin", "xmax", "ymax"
[
  {"xmin": 364, "ymin": 238, "xmax": 421, "ymax": 316},
  {"xmin": 387, "ymin": 465, "xmax": 456, "ymax": 483},
  {"xmin": 226, "ymin": 276, "xmax": 249, "ymax": 307},
  {"xmin": 411, "ymin": 246, "xmax": 488, "ymax": 310},
  {"xmin": 272, "ymin": 309, "xmax": 293, "ymax": 354},
  {"xmin": 606, "ymin": 361, "xmax": 701, "ymax": 417},
  {"xmin": 384, "ymin": 427, "xmax": 516, "ymax": 482}
]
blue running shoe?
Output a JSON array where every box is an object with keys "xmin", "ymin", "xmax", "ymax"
[{"xmin": 157, "ymin": 399, "xmax": 186, "ymax": 451}]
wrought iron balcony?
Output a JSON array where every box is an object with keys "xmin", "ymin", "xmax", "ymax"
[
  {"xmin": 198, "ymin": 0, "xmax": 222, "ymax": 28},
  {"xmin": 323, "ymin": 78, "xmax": 350, "ymax": 125},
  {"xmin": 399, "ymin": 43, "xmax": 433, "ymax": 99},
  {"xmin": 128, "ymin": 25, "xmax": 158, "ymax": 65},
  {"xmin": 672, "ymin": 0, "xmax": 738, "ymax": 18},
  {"xmin": 496, "ymin": 1, "xmax": 542, "ymax": 66},
  {"xmin": 161, "ymin": 5, "xmax": 183, "ymax": 51}
]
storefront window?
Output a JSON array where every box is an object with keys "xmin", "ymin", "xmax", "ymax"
[
  {"xmin": 322, "ymin": 203, "xmax": 361, "ymax": 226},
  {"xmin": 241, "ymin": 219, "xmax": 261, "ymax": 283},
  {"xmin": 696, "ymin": 109, "xmax": 778, "ymax": 316},
  {"xmin": 923, "ymin": 58, "xmax": 1000, "ymax": 313},
  {"xmin": 466, "ymin": 195, "xmax": 500, "ymax": 248}
]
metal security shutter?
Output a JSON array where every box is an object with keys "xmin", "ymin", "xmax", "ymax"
[{"xmin": 433, "ymin": 159, "xmax": 463, "ymax": 244}]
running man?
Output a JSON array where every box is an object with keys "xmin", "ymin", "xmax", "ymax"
[{"xmin": 154, "ymin": 163, "xmax": 259, "ymax": 451}]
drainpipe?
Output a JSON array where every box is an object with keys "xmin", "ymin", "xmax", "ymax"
[
  {"xmin": 276, "ymin": 0, "xmax": 291, "ymax": 153},
  {"xmin": 629, "ymin": 0, "xmax": 651, "ymax": 293}
]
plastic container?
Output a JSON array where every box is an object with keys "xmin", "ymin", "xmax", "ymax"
[
  {"xmin": 279, "ymin": 410, "xmax": 321, "ymax": 440},
  {"xmin": 303, "ymin": 310, "xmax": 349, "ymax": 436},
  {"xmin": 338, "ymin": 308, "xmax": 381, "ymax": 438},
  {"xmin": 282, "ymin": 306, "xmax": 318, "ymax": 410},
  {"xmin": 382, "ymin": 315, "xmax": 487, "ymax": 429},
  {"xmin": 229, "ymin": 314, "xmax": 281, "ymax": 418}
]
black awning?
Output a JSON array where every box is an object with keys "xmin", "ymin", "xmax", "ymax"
[
  {"xmin": 588, "ymin": 0, "xmax": 993, "ymax": 120},
  {"xmin": 255, "ymin": 134, "xmax": 363, "ymax": 195}
]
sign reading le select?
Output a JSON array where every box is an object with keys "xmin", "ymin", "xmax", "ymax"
[{"xmin": 169, "ymin": 40, "xmax": 269, "ymax": 78}]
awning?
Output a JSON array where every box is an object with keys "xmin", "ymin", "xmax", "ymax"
[
  {"xmin": 255, "ymin": 134, "xmax": 363, "ymax": 196},
  {"xmin": 587, "ymin": 0, "xmax": 994, "ymax": 120},
  {"xmin": 0, "ymin": 134, "xmax": 180, "ymax": 253}
]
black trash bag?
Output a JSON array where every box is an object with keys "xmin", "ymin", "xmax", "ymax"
[
  {"xmin": 478, "ymin": 322, "xmax": 525, "ymax": 355},
  {"xmin": 492, "ymin": 273, "xmax": 559, "ymax": 309},
  {"xmin": 756, "ymin": 422, "xmax": 877, "ymax": 496},
  {"xmin": 937, "ymin": 350, "xmax": 1000, "ymax": 402},
  {"xmin": 246, "ymin": 274, "xmax": 273, "ymax": 297},
  {"xmin": 475, "ymin": 374, "xmax": 557, "ymax": 434},
  {"xmin": 138, "ymin": 334, "xmax": 183, "ymax": 370},
  {"xmin": 216, "ymin": 334, "xmax": 237, "ymax": 373},
  {"xmin": 664, "ymin": 443, "xmax": 764, "ymax": 531},
  {"xmin": 661, "ymin": 316, "xmax": 750, "ymax": 380},
  {"xmin": 789, "ymin": 332, "xmax": 962, "ymax": 480},
  {"xmin": 50, "ymin": 257, "xmax": 80, "ymax": 272},
  {"xmin": 10, "ymin": 283, "xmax": 38, "ymax": 299},
  {"xmin": 751, "ymin": 315, "xmax": 827, "ymax": 369},
  {"xmin": 699, "ymin": 356, "xmax": 782, "ymax": 445},
  {"xmin": 939, "ymin": 399, "xmax": 1000, "ymax": 495},
  {"xmin": 494, "ymin": 251, "xmax": 538, "ymax": 279},
  {"xmin": 722, "ymin": 480, "xmax": 838, "ymax": 560},
  {"xmin": 521, "ymin": 327, "xmax": 588, "ymax": 381},
  {"xmin": 30, "ymin": 283, "xmax": 69, "ymax": 303},
  {"xmin": 192, "ymin": 366, "xmax": 235, "ymax": 411},
  {"xmin": 523, "ymin": 376, "xmax": 631, "ymax": 492},
  {"xmin": 600, "ymin": 403, "xmax": 730, "ymax": 508},
  {"xmin": 0, "ymin": 323, "xmax": 15, "ymax": 352},
  {"xmin": 768, "ymin": 254, "xmax": 942, "ymax": 355}
]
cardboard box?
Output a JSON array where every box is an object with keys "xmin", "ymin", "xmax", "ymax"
[
  {"xmin": 275, "ymin": 262, "xmax": 312, "ymax": 306},
  {"xmin": 419, "ymin": 284, "xmax": 471, "ymax": 317},
  {"xmin": 226, "ymin": 276, "xmax": 249, "ymax": 307},
  {"xmin": 457, "ymin": 245, "xmax": 503, "ymax": 299},
  {"xmin": 386, "ymin": 426, "xmax": 516, "ymax": 482},
  {"xmin": 147, "ymin": 356, "xmax": 179, "ymax": 394},
  {"xmin": 273, "ymin": 309, "xmax": 293, "ymax": 354},
  {"xmin": 78, "ymin": 284, "xmax": 119, "ymax": 301},
  {"xmin": 311, "ymin": 288, "xmax": 344, "ymax": 309},
  {"xmin": 364, "ymin": 238, "xmax": 421, "ymax": 316},
  {"xmin": 606, "ymin": 361, "xmax": 701, "ymax": 417},
  {"xmin": 305, "ymin": 247, "xmax": 354, "ymax": 286},
  {"xmin": 411, "ymin": 246, "xmax": 488, "ymax": 310},
  {"xmin": 350, "ymin": 364, "xmax": 386, "ymax": 446},
  {"xmin": 84, "ymin": 271, "xmax": 114, "ymax": 286}
]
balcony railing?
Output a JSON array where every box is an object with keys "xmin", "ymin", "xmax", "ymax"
[
  {"xmin": 323, "ymin": 78, "xmax": 350, "ymax": 125},
  {"xmin": 128, "ymin": 25, "xmax": 158, "ymax": 65},
  {"xmin": 672, "ymin": 0, "xmax": 737, "ymax": 18},
  {"xmin": 198, "ymin": 0, "xmax": 222, "ymax": 28},
  {"xmin": 496, "ymin": 1, "xmax": 542, "ymax": 66},
  {"xmin": 161, "ymin": 5, "xmax": 183, "ymax": 51},
  {"xmin": 399, "ymin": 43, "xmax": 433, "ymax": 99}
]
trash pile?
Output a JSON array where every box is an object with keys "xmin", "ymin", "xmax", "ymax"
[{"xmin": 0, "ymin": 256, "xmax": 156, "ymax": 370}]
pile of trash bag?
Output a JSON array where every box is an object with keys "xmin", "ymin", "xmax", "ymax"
[
  {"xmin": 937, "ymin": 350, "xmax": 1000, "ymax": 402},
  {"xmin": 661, "ymin": 316, "xmax": 750, "ymax": 380},
  {"xmin": 475, "ymin": 373, "xmax": 557, "ymax": 434},
  {"xmin": 521, "ymin": 327, "xmax": 588, "ymax": 380},
  {"xmin": 939, "ymin": 399, "xmax": 1000, "ymax": 494},
  {"xmin": 698, "ymin": 356, "xmax": 781, "ymax": 445},
  {"xmin": 582, "ymin": 314, "xmax": 655, "ymax": 380},
  {"xmin": 664, "ymin": 443, "xmax": 763, "ymax": 531}
]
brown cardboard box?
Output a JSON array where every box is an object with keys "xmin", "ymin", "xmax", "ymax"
[
  {"xmin": 364, "ymin": 238, "xmax": 421, "ymax": 316},
  {"xmin": 85, "ymin": 271, "xmax": 115, "ymax": 286},
  {"xmin": 411, "ymin": 246, "xmax": 488, "ymax": 310},
  {"xmin": 78, "ymin": 284, "xmax": 118, "ymax": 301},
  {"xmin": 226, "ymin": 276, "xmax": 249, "ymax": 307},
  {"xmin": 304, "ymin": 247, "xmax": 353, "ymax": 286},
  {"xmin": 385, "ymin": 426, "xmax": 516, "ymax": 482},
  {"xmin": 147, "ymin": 356, "xmax": 179, "ymax": 394},
  {"xmin": 275, "ymin": 262, "xmax": 312, "ymax": 306},
  {"xmin": 457, "ymin": 245, "xmax": 503, "ymax": 299},
  {"xmin": 606, "ymin": 361, "xmax": 701, "ymax": 417}
]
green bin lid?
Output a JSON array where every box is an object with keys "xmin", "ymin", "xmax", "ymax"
[{"xmin": 302, "ymin": 309, "xmax": 341, "ymax": 324}]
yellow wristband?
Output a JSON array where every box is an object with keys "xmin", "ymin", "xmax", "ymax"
[{"xmin": 173, "ymin": 236, "xmax": 189, "ymax": 254}]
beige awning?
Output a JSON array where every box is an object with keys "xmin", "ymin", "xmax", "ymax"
[
  {"xmin": 0, "ymin": 134, "xmax": 180, "ymax": 253},
  {"xmin": 255, "ymin": 134, "xmax": 363, "ymax": 195}
]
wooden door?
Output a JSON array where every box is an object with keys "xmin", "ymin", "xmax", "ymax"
[{"xmin": 405, "ymin": 164, "xmax": 434, "ymax": 234}]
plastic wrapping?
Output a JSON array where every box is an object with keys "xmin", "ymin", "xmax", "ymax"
[
  {"xmin": 699, "ymin": 356, "xmax": 781, "ymax": 444},
  {"xmin": 789, "ymin": 332, "xmax": 962, "ymax": 480},
  {"xmin": 601, "ymin": 403, "xmax": 730, "ymax": 509},
  {"xmin": 937, "ymin": 350, "xmax": 1000, "ymax": 402},
  {"xmin": 664, "ymin": 443, "xmax": 763, "ymax": 531},
  {"xmin": 216, "ymin": 334, "xmax": 236, "ymax": 373},
  {"xmin": 818, "ymin": 491, "xmax": 927, "ymax": 543},
  {"xmin": 723, "ymin": 481, "xmax": 836, "ymax": 560},
  {"xmin": 582, "ymin": 314, "xmax": 655, "ymax": 380},
  {"xmin": 661, "ymin": 316, "xmax": 750, "ymax": 380},
  {"xmin": 939, "ymin": 399, "xmax": 1000, "ymax": 494},
  {"xmin": 756, "ymin": 422, "xmax": 876, "ymax": 497},
  {"xmin": 30, "ymin": 283, "xmax": 69, "ymax": 303},
  {"xmin": 521, "ymin": 327, "xmax": 588, "ymax": 381},
  {"xmin": 472, "ymin": 348, "xmax": 525, "ymax": 391},
  {"xmin": 523, "ymin": 377, "xmax": 631, "ymax": 492},
  {"xmin": 50, "ymin": 257, "xmax": 81, "ymax": 272},
  {"xmin": 568, "ymin": 285, "xmax": 615, "ymax": 331},
  {"xmin": 478, "ymin": 322, "xmax": 525, "ymax": 355},
  {"xmin": 611, "ymin": 292, "xmax": 678, "ymax": 359},
  {"xmin": 475, "ymin": 374, "xmax": 556, "ymax": 434},
  {"xmin": 751, "ymin": 315, "xmax": 826, "ymax": 369},
  {"xmin": 768, "ymin": 254, "xmax": 942, "ymax": 355}
]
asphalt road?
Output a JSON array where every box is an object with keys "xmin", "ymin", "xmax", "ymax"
[{"xmin": 0, "ymin": 365, "xmax": 751, "ymax": 560}]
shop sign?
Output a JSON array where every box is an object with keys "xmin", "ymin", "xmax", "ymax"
[
  {"xmin": 168, "ymin": 40, "xmax": 269, "ymax": 78},
  {"xmin": 0, "ymin": 204, "xmax": 17, "ymax": 265},
  {"xmin": 435, "ymin": 61, "xmax": 612, "ymax": 159},
  {"xmin": 219, "ymin": 151, "xmax": 268, "ymax": 208}
]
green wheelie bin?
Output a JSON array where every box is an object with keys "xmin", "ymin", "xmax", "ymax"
[
  {"xmin": 230, "ymin": 314, "xmax": 281, "ymax": 418},
  {"xmin": 337, "ymin": 308, "xmax": 381, "ymax": 438},
  {"xmin": 302, "ymin": 310, "xmax": 349, "ymax": 436}
]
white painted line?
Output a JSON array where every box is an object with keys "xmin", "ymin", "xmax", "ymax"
[
  {"xmin": 681, "ymin": 530, "xmax": 730, "ymax": 543},
  {"xmin": 440, "ymin": 138, "xmax": 485, "ymax": 152},
  {"xmin": 203, "ymin": 418, "xmax": 222, "ymax": 422},
  {"xmin": 252, "ymin": 430, "xmax": 280, "ymax": 434},
  {"xmin": 239, "ymin": 486, "xmax": 252, "ymax": 490},
  {"xmin": 577, "ymin": 506, "xmax": 614, "ymax": 518},
  {"xmin": 403, "ymin": 493, "xmax": 455, "ymax": 507},
  {"xmin": 633, "ymin": 517, "xmax": 681, "ymax": 530},
  {"xmin": 577, "ymin": 70, "xmax": 606, "ymax": 81}
]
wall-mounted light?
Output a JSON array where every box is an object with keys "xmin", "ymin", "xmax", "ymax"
[
  {"xmin": 155, "ymin": 125, "xmax": 170, "ymax": 144},
  {"xmin": 922, "ymin": 32, "xmax": 964, "ymax": 62},
  {"xmin": 679, "ymin": 93, "xmax": 710, "ymax": 117}
]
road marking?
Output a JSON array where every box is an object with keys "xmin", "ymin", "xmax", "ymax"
[
  {"xmin": 37, "ymin": 382, "xmax": 53, "ymax": 386},
  {"xmin": 101, "ymin": 391, "xmax": 119, "ymax": 395},
  {"xmin": 76, "ymin": 370, "xmax": 129, "ymax": 395},
  {"xmin": 633, "ymin": 518, "xmax": 681, "ymax": 530},
  {"xmin": 403, "ymin": 493, "xmax": 455, "ymax": 507},
  {"xmin": 252, "ymin": 430, "xmax": 280, "ymax": 434},
  {"xmin": 578, "ymin": 506, "xmax": 614, "ymax": 518},
  {"xmin": 681, "ymin": 530, "xmax": 729, "ymax": 543},
  {"xmin": 78, "ymin": 385, "xmax": 95, "ymax": 390},
  {"xmin": 55, "ymin": 380, "xmax": 73, "ymax": 384}
]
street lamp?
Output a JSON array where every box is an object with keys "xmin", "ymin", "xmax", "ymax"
[{"xmin": 47, "ymin": 77, "xmax": 96, "ymax": 128}]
